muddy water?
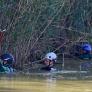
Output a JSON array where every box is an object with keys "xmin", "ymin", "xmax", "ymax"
[{"xmin": 0, "ymin": 75, "xmax": 92, "ymax": 92}]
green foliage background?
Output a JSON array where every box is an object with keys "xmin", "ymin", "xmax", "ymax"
[{"xmin": 0, "ymin": 0, "xmax": 92, "ymax": 69}]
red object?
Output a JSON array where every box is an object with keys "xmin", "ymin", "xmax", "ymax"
[{"xmin": 0, "ymin": 32, "xmax": 4, "ymax": 43}]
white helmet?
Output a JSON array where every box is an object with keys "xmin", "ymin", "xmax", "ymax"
[{"xmin": 45, "ymin": 52, "xmax": 57, "ymax": 61}]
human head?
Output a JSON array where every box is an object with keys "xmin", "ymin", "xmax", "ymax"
[
  {"xmin": 0, "ymin": 53, "xmax": 14, "ymax": 66},
  {"xmin": 82, "ymin": 43, "xmax": 92, "ymax": 51}
]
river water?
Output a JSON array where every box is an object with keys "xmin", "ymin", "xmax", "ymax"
[{"xmin": 0, "ymin": 74, "xmax": 92, "ymax": 92}]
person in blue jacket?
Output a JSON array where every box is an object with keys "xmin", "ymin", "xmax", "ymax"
[{"xmin": 0, "ymin": 53, "xmax": 15, "ymax": 73}]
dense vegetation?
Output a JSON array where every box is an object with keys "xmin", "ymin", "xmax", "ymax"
[{"xmin": 0, "ymin": 0, "xmax": 92, "ymax": 70}]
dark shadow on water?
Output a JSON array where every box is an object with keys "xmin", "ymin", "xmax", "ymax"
[{"xmin": 0, "ymin": 87, "xmax": 18, "ymax": 92}]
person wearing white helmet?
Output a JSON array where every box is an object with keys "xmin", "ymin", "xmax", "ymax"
[
  {"xmin": 41, "ymin": 52, "xmax": 57, "ymax": 71},
  {"xmin": 45, "ymin": 52, "xmax": 57, "ymax": 61}
]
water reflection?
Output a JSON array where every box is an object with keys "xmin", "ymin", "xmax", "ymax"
[
  {"xmin": 0, "ymin": 87, "xmax": 17, "ymax": 92},
  {"xmin": 46, "ymin": 78, "xmax": 57, "ymax": 92},
  {"xmin": 0, "ymin": 75, "xmax": 92, "ymax": 92}
]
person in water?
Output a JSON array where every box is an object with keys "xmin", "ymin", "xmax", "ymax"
[
  {"xmin": 0, "ymin": 53, "xmax": 15, "ymax": 73},
  {"xmin": 74, "ymin": 43, "xmax": 92, "ymax": 59},
  {"xmin": 82, "ymin": 43, "xmax": 92, "ymax": 54},
  {"xmin": 41, "ymin": 52, "xmax": 57, "ymax": 71},
  {"xmin": 79, "ymin": 43, "xmax": 92, "ymax": 59}
]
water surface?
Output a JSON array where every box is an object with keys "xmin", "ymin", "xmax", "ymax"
[{"xmin": 0, "ymin": 74, "xmax": 92, "ymax": 92}]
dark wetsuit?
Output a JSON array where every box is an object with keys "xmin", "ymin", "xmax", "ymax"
[
  {"xmin": 41, "ymin": 59, "xmax": 55, "ymax": 71},
  {"xmin": 41, "ymin": 66, "xmax": 52, "ymax": 71}
]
